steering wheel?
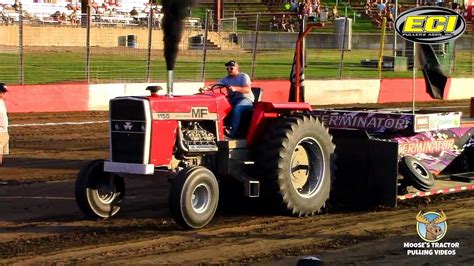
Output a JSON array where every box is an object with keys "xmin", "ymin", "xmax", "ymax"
[{"xmin": 203, "ymin": 83, "xmax": 234, "ymax": 97}]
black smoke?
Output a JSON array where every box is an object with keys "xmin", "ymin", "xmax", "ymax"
[{"xmin": 162, "ymin": 0, "xmax": 195, "ymax": 70}]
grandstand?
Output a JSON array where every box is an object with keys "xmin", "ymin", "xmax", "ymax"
[
  {"xmin": 0, "ymin": 0, "xmax": 152, "ymax": 25},
  {"xmin": 0, "ymin": 0, "xmax": 471, "ymax": 46},
  {"xmin": 196, "ymin": 0, "xmax": 300, "ymax": 31}
]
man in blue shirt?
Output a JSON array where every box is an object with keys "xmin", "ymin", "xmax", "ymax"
[{"xmin": 218, "ymin": 60, "xmax": 254, "ymax": 137}]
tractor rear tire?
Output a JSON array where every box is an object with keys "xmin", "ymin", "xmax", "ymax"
[
  {"xmin": 399, "ymin": 156, "xmax": 434, "ymax": 192},
  {"xmin": 75, "ymin": 159, "xmax": 125, "ymax": 219},
  {"xmin": 255, "ymin": 113, "xmax": 335, "ymax": 216},
  {"xmin": 169, "ymin": 166, "xmax": 219, "ymax": 229}
]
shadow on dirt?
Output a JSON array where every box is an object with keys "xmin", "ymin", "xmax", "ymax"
[{"xmin": 1, "ymin": 157, "xmax": 90, "ymax": 170}]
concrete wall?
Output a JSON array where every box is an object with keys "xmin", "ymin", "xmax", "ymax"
[
  {"xmin": 2, "ymin": 25, "xmax": 472, "ymax": 50},
  {"xmin": 88, "ymin": 82, "xmax": 204, "ymax": 110},
  {"xmin": 378, "ymin": 78, "xmax": 450, "ymax": 103},
  {"xmin": 4, "ymin": 77, "xmax": 473, "ymax": 113},
  {"xmin": 239, "ymin": 32, "xmax": 474, "ymax": 50},
  {"xmin": 0, "ymin": 25, "xmax": 200, "ymax": 49},
  {"xmin": 6, "ymin": 83, "xmax": 89, "ymax": 113},
  {"xmin": 447, "ymin": 78, "xmax": 474, "ymax": 100},
  {"xmin": 305, "ymin": 79, "xmax": 380, "ymax": 105}
]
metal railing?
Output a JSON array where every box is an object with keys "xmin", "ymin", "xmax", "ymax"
[{"xmin": 218, "ymin": 17, "xmax": 237, "ymax": 33}]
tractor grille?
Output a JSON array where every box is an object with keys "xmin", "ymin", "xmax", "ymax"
[{"xmin": 109, "ymin": 98, "xmax": 150, "ymax": 163}]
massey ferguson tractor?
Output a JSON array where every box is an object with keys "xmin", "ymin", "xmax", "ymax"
[
  {"xmin": 74, "ymin": 81, "xmax": 335, "ymax": 229},
  {"xmin": 75, "ymin": 21, "xmax": 474, "ymax": 229}
]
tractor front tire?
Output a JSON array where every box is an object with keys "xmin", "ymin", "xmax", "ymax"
[
  {"xmin": 256, "ymin": 114, "xmax": 335, "ymax": 216},
  {"xmin": 169, "ymin": 166, "xmax": 219, "ymax": 229},
  {"xmin": 75, "ymin": 159, "xmax": 125, "ymax": 219}
]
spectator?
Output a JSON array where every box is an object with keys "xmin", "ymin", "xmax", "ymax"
[
  {"xmin": 389, "ymin": 3, "xmax": 396, "ymax": 15},
  {"xmin": 280, "ymin": 14, "xmax": 289, "ymax": 31},
  {"xmin": 374, "ymin": 11, "xmax": 383, "ymax": 27},
  {"xmin": 52, "ymin": 10, "xmax": 61, "ymax": 22},
  {"xmin": 70, "ymin": 10, "xmax": 79, "ymax": 25},
  {"xmin": 60, "ymin": 12, "xmax": 67, "ymax": 23},
  {"xmin": 386, "ymin": 10, "xmax": 394, "ymax": 30},
  {"xmin": 107, "ymin": 8, "xmax": 117, "ymax": 17},
  {"xmin": 130, "ymin": 7, "xmax": 138, "ymax": 17},
  {"xmin": 311, "ymin": 0, "xmax": 319, "ymax": 15},
  {"xmin": 290, "ymin": 0, "xmax": 299, "ymax": 11},
  {"xmin": 332, "ymin": 5, "xmax": 339, "ymax": 20},
  {"xmin": 313, "ymin": 0, "xmax": 321, "ymax": 17},
  {"xmin": 453, "ymin": 3, "xmax": 462, "ymax": 14},
  {"xmin": 270, "ymin": 15, "xmax": 279, "ymax": 31},
  {"xmin": 298, "ymin": 1, "xmax": 306, "ymax": 15},
  {"xmin": 0, "ymin": 8, "xmax": 9, "ymax": 25},
  {"xmin": 12, "ymin": 0, "xmax": 19, "ymax": 12},
  {"xmin": 364, "ymin": 2, "xmax": 372, "ymax": 17},
  {"xmin": 287, "ymin": 15, "xmax": 295, "ymax": 32},
  {"xmin": 376, "ymin": 0, "xmax": 387, "ymax": 14},
  {"xmin": 0, "ymin": 83, "xmax": 9, "ymax": 166},
  {"xmin": 320, "ymin": 5, "xmax": 328, "ymax": 21}
]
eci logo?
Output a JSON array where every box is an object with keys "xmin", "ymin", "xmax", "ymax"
[{"xmin": 395, "ymin": 7, "xmax": 466, "ymax": 44}]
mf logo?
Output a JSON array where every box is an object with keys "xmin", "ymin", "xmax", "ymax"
[
  {"xmin": 191, "ymin": 107, "xmax": 209, "ymax": 118},
  {"xmin": 416, "ymin": 210, "xmax": 448, "ymax": 242},
  {"xmin": 395, "ymin": 7, "xmax": 465, "ymax": 43}
]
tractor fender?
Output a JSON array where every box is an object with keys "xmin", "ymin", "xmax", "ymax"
[{"xmin": 247, "ymin": 102, "xmax": 312, "ymax": 146}]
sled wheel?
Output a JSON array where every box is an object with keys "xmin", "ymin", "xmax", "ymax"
[
  {"xmin": 169, "ymin": 166, "xmax": 219, "ymax": 229},
  {"xmin": 75, "ymin": 159, "xmax": 125, "ymax": 219},
  {"xmin": 256, "ymin": 113, "xmax": 335, "ymax": 216},
  {"xmin": 399, "ymin": 155, "xmax": 435, "ymax": 192}
]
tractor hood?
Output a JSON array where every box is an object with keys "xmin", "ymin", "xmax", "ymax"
[{"xmin": 147, "ymin": 93, "xmax": 232, "ymax": 121}]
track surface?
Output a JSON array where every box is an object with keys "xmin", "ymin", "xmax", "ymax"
[{"xmin": 1, "ymin": 104, "xmax": 473, "ymax": 264}]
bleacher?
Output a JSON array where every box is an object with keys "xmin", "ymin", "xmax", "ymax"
[
  {"xmin": 17, "ymin": 2, "xmax": 74, "ymax": 24},
  {"xmin": 197, "ymin": 0, "xmax": 295, "ymax": 31},
  {"xmin": 0, "ymin": 1, "xmax": 161, "ymax": 26},
  {"xmin": 196, "ymin": 0, "xmax": 346, "ymax": 32}
]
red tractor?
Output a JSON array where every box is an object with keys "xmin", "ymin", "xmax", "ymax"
[
  {"xmin": 74, "ymin": 83, "xmax": 336, "ymax": 229},
  {"xmin": 74, "ymin": 19, "xmax": 474, "ymax": 229}
]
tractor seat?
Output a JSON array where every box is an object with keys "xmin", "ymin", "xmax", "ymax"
[
  {"xmin": 251, "ymin": 87, "xmax": 263, "ymax": 103},
  {"xmin": 234, "ymin": 87, "xmax": 263, "ymax": 138}
]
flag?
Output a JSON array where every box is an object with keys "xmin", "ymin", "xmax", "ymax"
[
  {"xmin": 417, "ymin": 43, "xmax": 447, "ymax": 100},
  {"xmin": 289, "ymin": 18, "xmax": 305, "ymax": 102}
]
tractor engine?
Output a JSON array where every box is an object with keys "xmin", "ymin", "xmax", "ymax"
[{"xmin": 179, "ymin": 121, "xmax": 218, "ymax": 154}]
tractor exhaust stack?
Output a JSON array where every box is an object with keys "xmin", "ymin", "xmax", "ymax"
[{"xmin": 167, "ymin": 70, "xmax": 174, "ymax": 97}]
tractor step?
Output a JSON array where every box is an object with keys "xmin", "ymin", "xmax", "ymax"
[
  {"xmin": 246, "ymin": 180, "xmax": 260, "ymax": 198},
  {"xmin": 232, "ymin": 175, "xmax": 260, "ymax": 197}
]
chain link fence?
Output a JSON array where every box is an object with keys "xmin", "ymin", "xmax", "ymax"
[{"xmin": 0, "ymin": 6, "xmax": 472, "ymax": 85}]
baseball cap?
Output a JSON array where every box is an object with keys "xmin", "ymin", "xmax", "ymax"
[
  {"xmin": 0, "ymin": 83, "xmax": 8, "ymax": 93},
  {"xmin": 224, "ymin": 60, "xmax": 238, "ymax": 67}
]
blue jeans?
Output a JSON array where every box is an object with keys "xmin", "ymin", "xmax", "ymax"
[{"xmin": 230, "ymin": 97, "xmax": 253, "ymax": 137}]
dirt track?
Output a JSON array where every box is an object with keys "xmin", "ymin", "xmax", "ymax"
[{"xmin": 0, "ymin": 107, "xmax": 473, "ymax": 264}]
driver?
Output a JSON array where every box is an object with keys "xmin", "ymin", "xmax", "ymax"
[{"xmin": 218, "ymin": 60, "xmax": 254, "ymax": 137}]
